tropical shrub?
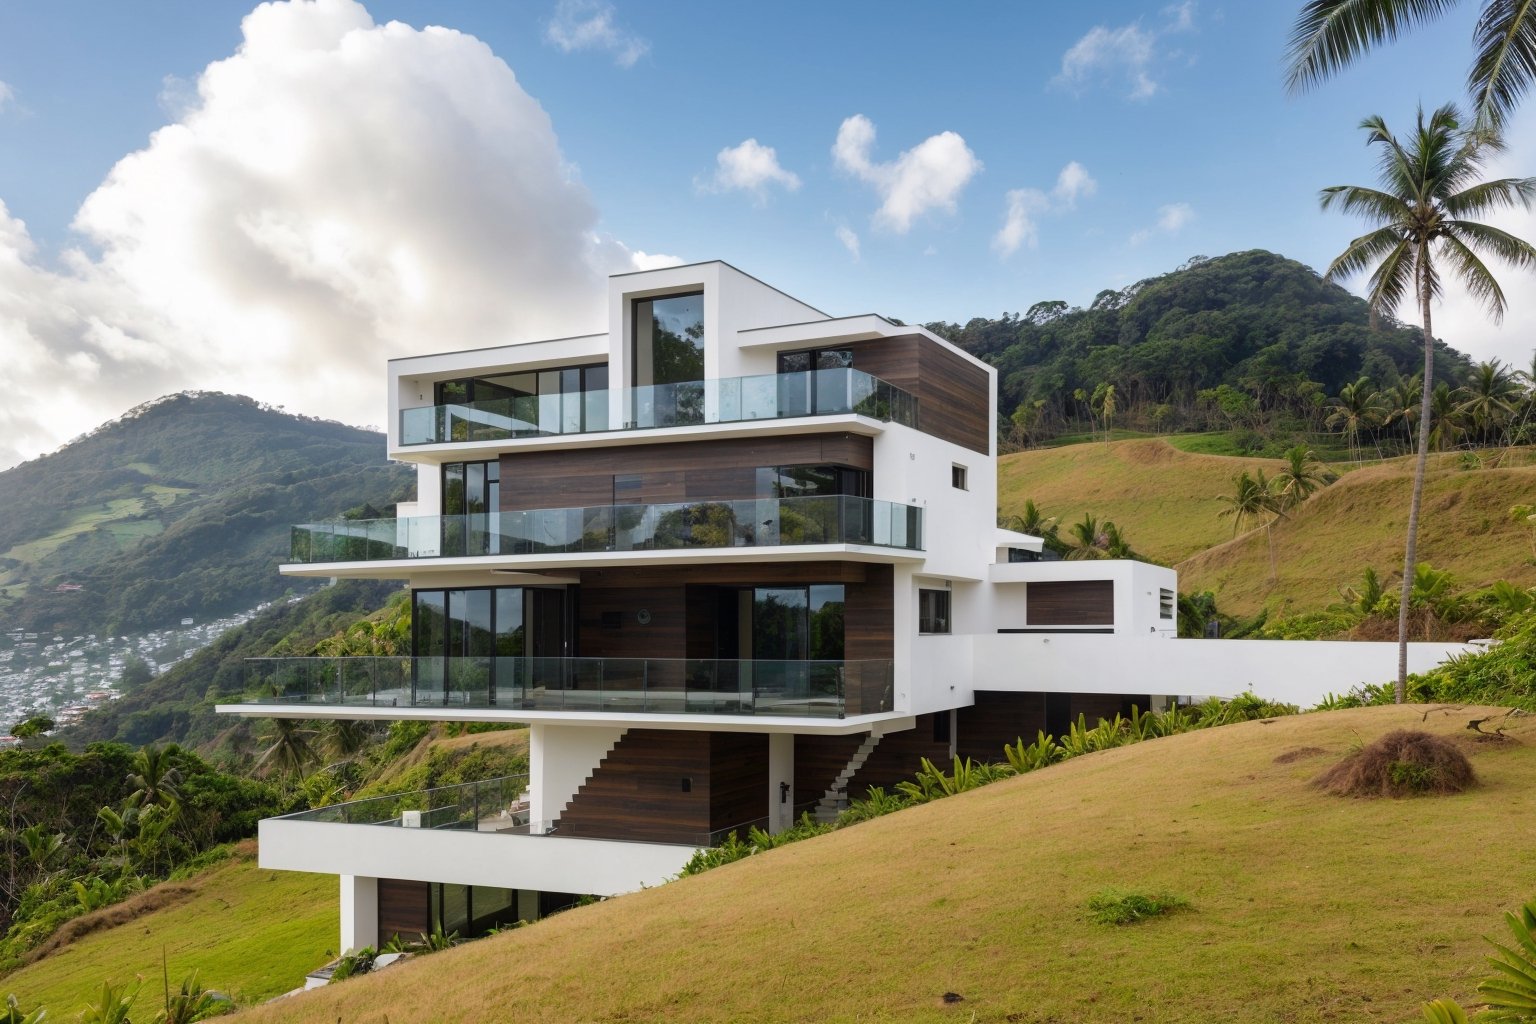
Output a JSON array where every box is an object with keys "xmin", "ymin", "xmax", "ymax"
[{"xmin": 1085, "ymin": 888, "xmax": 1189, "ymax": 925}]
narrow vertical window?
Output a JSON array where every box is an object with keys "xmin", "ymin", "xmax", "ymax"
[{"xmin": 918, "ymin": 589, "xmax": 951, "ymax": 635}]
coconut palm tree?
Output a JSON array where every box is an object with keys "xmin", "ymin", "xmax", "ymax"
[
  {"xmin": 1459, "ymin": 358, "xmax": 1519, "ymax": 443},
  {"xmin": 255, "ymin": 718, "xmax": 318, "ymax": 781},
  {"xmin": 1325, "ymin": 377, "xmax": 1386, "ymax": 460},
  {"xmin": 1273, "ymin": 445, "xmax": 1331, "ymax": 510},
  {"xmin": 1428, "ymin": 382, "xmax": 1469, "ymax": 451},
  {"xmin": 1218, "ymin": 470, "xmax": 1286, "ymax": 582},
  {"xmin": 1320, "ymin": 103, "xmax": 1536, "ymax": 701},
  {"xmin": 125, "ymin": 744, "xmax": 182, "ymax": 811},
  {"xmin": 1287, "ymin": 1, "xmax": 1536, "ymax": 126}
]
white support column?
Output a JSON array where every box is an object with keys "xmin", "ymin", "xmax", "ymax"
[
  {"xmin": 339, "ymin": 875, "xmax": 378, "ymax": 953},
  {"xmin": 767, "ymin": 732, "xmax": 794, "ymax": 833}
]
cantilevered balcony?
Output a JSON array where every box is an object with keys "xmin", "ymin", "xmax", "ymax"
[
  {"xmin": 399, "ymin": 367, "xmax": 918, "ymax": 446},
  {"xmin": 288, "ymin": 495, "xmax": 923, "ymax": 564},
  {"xmin": 240, "ymin": 656, "xmax": 894, "ymax": 719}
]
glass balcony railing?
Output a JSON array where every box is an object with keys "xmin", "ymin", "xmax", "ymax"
[
  {"xmin": 398, "ymin": 368, "xmax": 918, "ymax": 445},
  {"xmin": 274, "ymin": 774, "xmax": 823, "ymax": 848},
  {"xmin": 242, "ymin": 656, "xmax": 895, "ymax": 719},
  {"xmin": 289, "ymin": 495, "xmax": 923, "ymax": 563}
]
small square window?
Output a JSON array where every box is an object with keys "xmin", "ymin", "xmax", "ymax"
[
  {"xmin": 1159, "ymin": 588, "xmax": 1175, "ymax": 620},
  {"xmin": 919, "ymin": 588, "xmax": 951, "ymax": 635},
  {"xmin": 951, "ymin": 464, "xmax": 968, "ymax": 490}
]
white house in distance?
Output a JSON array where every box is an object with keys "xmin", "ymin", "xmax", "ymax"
[{"xmin": 216, "ymin": 261, "xmax": 1470, "ymax": 953}]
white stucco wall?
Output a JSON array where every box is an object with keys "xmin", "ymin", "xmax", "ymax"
[
  {"xmin": 528, "ymin": 723, "xmax": 626, "ymax": 825},
  {"xmin": 260, "ymin": 819, "xmax": 695, "ymax": 897}
]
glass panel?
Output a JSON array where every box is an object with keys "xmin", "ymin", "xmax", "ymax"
[
  {"xmin": 808, "ymin": 585, "xmax": 845, "ymax": 660},
  {"xmin": 441, "ymin": 883, "xmax": 470, "ymax": 938},
  {"xmin": 634, "ymin": 293, "xmax": 705, "ymax": 388},
  {"xmin": 414, "ymin": 591, "xmax": 447, "ymax": 701},
  {"xmin": 753, "ymin": 588, "xmax": 809, "ymax": 661},
  {"xmin": 584, "ymin": 365, "xmax": 608, "ymax": 431}
]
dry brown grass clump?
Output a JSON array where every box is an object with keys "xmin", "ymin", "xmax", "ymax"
[
  {"xmin": 25, "ymin": 883, "xmax": 196, "ymax": 963},
  {"xmin": 1274, "ymin": 746, "xmax": 1327, "ymax": 764},
  {"xmin": 1315, "ymin": 729, "xmax": 1476, "ymax": 798}
]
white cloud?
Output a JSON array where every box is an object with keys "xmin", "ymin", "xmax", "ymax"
[
  {"xmin": 0, "ymin": 0, "xmax": 675, "ymax": 470},
  {"xmin": 1129, "ymin": 201, "xmax": 1195, "ymax": 245},
  {"xmin": 832, "ymin": 114, "xmax": 982, "ymax": 233},
  {"xmin": 0, "ymin": 81, "xmax": 13, "ymax": 111},
  {"xmin": 835, "ymin": 224, "xmax": 860, "ymax": 261},
  {"xmin": 1053, "ymin": 4, "xmax": 1195, "ymax": 100},
  {"xmin": 544, "ymin": 0, "xmax": 648, "ymax": 68},
  {"xmin": 992, "ymin": 162, "xmax": 1098, "ymax": 257},
  {"xmin": 699, "ymin": 139, "xmax": 800, "ymax": 200}
]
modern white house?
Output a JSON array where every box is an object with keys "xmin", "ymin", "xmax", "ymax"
[{"xmin": 216, "ymin": 261, "xmax": 1471, "ymax": 952}]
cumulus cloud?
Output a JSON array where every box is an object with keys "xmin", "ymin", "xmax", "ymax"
[
  {"xmin": 832, "ymin": 114, "xmax": 982, "ymax": 233},
  {"xmin": 835, "ymin": 224, "xmax": 860, "ymax": 261},
  {"xmin": 992, "ymin": 162, "xmax": 1098, "ymax": 257},
  {"xmin": 1129, "ymin": 202, "xmax": 1195, "ymax": 245},
  {"xmin": 1054, "ymin": 3, "xmax": 1195, "ymax": 100},
  {"xmin": 0, "ymin": 0, "xmax": 675, "ymax": 470},
  {"xmin": 544, "ymin": 0, "xmax": 648, "ymax": 68},
  {"xmin": 698, "ymin": 139, "xmax": 800, "ymax": 200},
  {"xmin": 0, "ymin": 80, "xmax": 13, "ymax": 111}
]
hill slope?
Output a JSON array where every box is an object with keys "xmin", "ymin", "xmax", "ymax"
[
  {"xmin": 998, "ymin": 438, "xmax": 1287, "ymax": 564},
  {"xmin": 230, "ymin": 706, "xmax": 1535, "ymax": 1024},
  {"xmin": 1177, "ymin": 453, "xmax": 1536, "ymax": 615},
  {"xmin": 0, "ymin": 392, "xmax": 410, "ymax": 636},
  {"xmin": 0, "ymin": 843, "xmax": 332, "ymax": 1012}
]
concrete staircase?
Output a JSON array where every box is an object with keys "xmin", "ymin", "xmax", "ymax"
[{"xmin": 812, "ymin": 732, "xmax": 883, "ymax": 824}]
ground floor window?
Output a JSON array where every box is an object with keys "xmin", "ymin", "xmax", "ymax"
[
  {"xmin": 426, "ymin": 882, "xmax": 521, "ymax": 939},
  {"xmin": 918, "ymin": 588, "xmax": 951, "ymax": 635}
]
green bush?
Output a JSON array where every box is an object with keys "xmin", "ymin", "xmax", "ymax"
[{"xmin": 1085, "ymin": 888, "xmax": 1189, "ymax": 925}]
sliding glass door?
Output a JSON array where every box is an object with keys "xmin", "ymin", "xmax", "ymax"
[{"xmin": 412, "ymin": 587, "xmax": 564, "ymax": 705}]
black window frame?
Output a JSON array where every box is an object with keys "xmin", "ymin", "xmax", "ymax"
[
  {"xmin": 918, "ymin": 588, "xmax": 951, "ymax": 635},
  {"xmin": 951, "ymin": 464, "xmax": 968, "ymax": 490},
  {"xmin": 632, "ymin": 291, "xmax": 706, "ymax": 389}
]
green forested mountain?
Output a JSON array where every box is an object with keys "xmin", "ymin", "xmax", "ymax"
[
  {"xmin": 927, "ymin": 249, "xmax": 1476, "ymax": 439},
  {"xmin": 0, "ymin": 392, "xmax": 412, "ymax": 636}
]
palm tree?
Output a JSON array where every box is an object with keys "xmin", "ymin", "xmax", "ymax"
[
  {"xmin": 1428, "ymin": 382, "xmax": 1468, "ymax": 451},
  {"xmin": 1325, "ymin": 376, "xmax": 1386, "ymax": 460},
  {"xmin": 1320, "ymin": 103, "xmax": 1536, "ymax": 701},
  {"xmin": 1287, "ymin": 1, "xmax": 1536, "ymax": 126},
  {"xmin": 125, "ymin": 744, "xmax": 182, "ymax": 811},
  {"xmin": 255, "ymin": 718, "xmax": 318, "ymax": 780},
  {"xmin": 1218, "ymin": 470, "xmax": 1286, "ymax": 582},
  {"xmin": 1002, "ymin": 499, "xmax": 1064, "ymax": 555},
  {"xmin": 1459, "ymin": 358, "xmax": 1519, "ymax": 443},
  {"xmin": 1273, "ymin": 445, "xmax": 1331, "ymax": 510},
  {"xmin": 1065, "ymin": 513, "xmax": 1108, "ymax": 560}
]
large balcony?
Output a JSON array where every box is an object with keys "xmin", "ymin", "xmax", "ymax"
[
  {"xmin": 288, "ymin": 495, "xmax": 923, "ymax": 564},
  {"xmin": 241, "ymin": 656, "xmax": 894, "ymax": 719},
  {"xmin": 399, "ymin": 367, "xmax": 918, "ymax": 446}
]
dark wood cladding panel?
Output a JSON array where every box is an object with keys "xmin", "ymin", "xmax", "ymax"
[
  {"xmin": 957, "ymin": 691, "xmax": 1047, "ymax": 762},
  {"xmin": 579, "ymin": 562, "xmax": 869, "ymax": 588},
  {"xmin": 576, "ymin": 581, "xmax": 685, "ymax": 660},
  {"xmin": 845, "ymin": 563, "xmax": 893, "ymax": 662},
  {"xmin": 793, "ymin": 733, "xmax": 864, "ymax": 808},
  {"xmin": 1027, "ymin": 580, "xmax": 1115, "ymax": 626},
  {"xmin": 845, "ymin": 335, "xmax": 991, "ymax": 454},
  {"xmin": 846, "ymin": 714, "xmax": 951, "ymax": 800},
  {"xmin": 1071, "ymin": 693, "xmax": 1152, "ymax": 726},
  {"xmin": 500, "ymin": 435, "xmax": 873, "ymax": 511},
  {"xmin": 555, "ymin": 729, "xmax": 767, "ymax": 843},
  {"xmin": 377, "ymin": 878, "xmax": 429, "ymax": 945},
  {"xmin": 709, "ymin": 732, "xmax": 769, "ymax": 833},
  {"xmin": 555, "ymin": 729, "xmax": 712, "ymax": 843}
]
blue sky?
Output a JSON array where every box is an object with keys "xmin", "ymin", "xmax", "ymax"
[{"xmin": 0, "ymin": 0, "xmax": 1525, "ymax": 464}]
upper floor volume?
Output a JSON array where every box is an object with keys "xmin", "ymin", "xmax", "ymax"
[{"xmin": 384, "ymin": 261, "xmax": 994, "ymax": 461}]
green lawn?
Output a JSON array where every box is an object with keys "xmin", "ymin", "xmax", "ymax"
[{"xmin": 0, "ymin": 845, "xmax": 333, "ymax": 1016}]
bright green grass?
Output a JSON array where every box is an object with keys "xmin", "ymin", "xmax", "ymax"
[{"xmin": 0, "ymin": 845, "xmax": 333, "ymax": 1015}]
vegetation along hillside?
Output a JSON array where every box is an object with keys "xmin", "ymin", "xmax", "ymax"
[
  {"xmin": 0, "ymin": 391, "xmax": 411, "ymax": 636},
  {"xmin": 929, "ymin": 249, "xmax": 1474, "ymax": 447},
  {"xmin": 223, "ymin": 704, "xmax": 1535, "ymax": 1024}
]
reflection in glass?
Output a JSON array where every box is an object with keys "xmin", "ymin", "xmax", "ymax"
[{"xmin": 633, "ymin": 293, "xmax": 704, "ymax": 388}]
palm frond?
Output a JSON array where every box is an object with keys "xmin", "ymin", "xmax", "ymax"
[
  {"xmin": 1444, "ymin": 175, "xmax": 1536, "ymax": 216},
  {"xmin": 1439, "ymin": 232, "xmax": 1513, "ymax": 319},
  {"xmin": 1445, "ymin": 217, "xmax": 1536, "ymax": 269},
  {"xmin": 1319, "ymin": 184, "xmax": 1414, "ymax": 222},
  {"xmin": 1364, "ymin": 236, "xmax": 1419, "ymax": 317},
  {"xmin": 1325, "ymin": 225, "xmax": 1408, "ymax": 281},
  {"xmin": 1470, "ymin": 0, "xmax": 1536, "ymax": 125},
  {"xmin": 1286, "ymin": 0, "xmax": 1462, "ymax": 93}
]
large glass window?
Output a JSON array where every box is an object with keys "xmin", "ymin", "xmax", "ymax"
[
  {"xmin": 442, "ymin": 461, "xmax": 500, "ymax": 557},
  {"xmin": 755, "ymin": 465, "xmax": 870, "ymax": 499},
  {"xmin": 918, "ymin": 589, "xmax": 951, "ymax": 635},
  {"xmin": 777, "ymin": 347, "xmax": 854, "ymax": 417},
  {"xmin": 411, "ymin": 586, "xmax": 567, "ymax": 704},
  {"xmin": 432, "ymin": 365, "xmax": 608, "ymax": 436},
  {"xmin": 633, "ymin": 293, "xmax": 705, "ymax": 388}
]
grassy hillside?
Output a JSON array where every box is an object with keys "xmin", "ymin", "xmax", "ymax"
[
  {"xmin": 0, "ymin": 843, "xmax": 332, "ymax": 1014},
  {"xmin": 231, "ymin": 706, "xmax": 1536, "ymax": 1024},
  {"xmin": 997, "ymin": 438, "xmax": 1286, "ymax": 564},
  {"xmin": 0, "ymin": 392, "xmax": 410, "ymax": 636},
  {"xmin": 1177, "ymin": 453, "xmax": 1536, "ymax": 616}
]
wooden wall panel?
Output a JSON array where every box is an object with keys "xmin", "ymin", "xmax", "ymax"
[
  {"xmin": 377, "ymin": 878, "xmax": 429, "ymax": 945},
  {"xmin": 555, "ymin": 729, "xmax": 712, "ymax": 843},
  {"xmin": 957, "ymin": 691, "xmax": 1047, "ymax": 762},
  {"xmin": 500, "ymin": 435, "xmax": 873, "ymax": 511},
  {"xmin": 793, "ymin": 734, "xmax": 864, "ymax": 808},
  {"xmin": 845, "ymin": 335, "xmax": 991, "ymax": 454},
  {"xmin": 1027, "ymin": 580, "xmax": 1115, "ymax": 626},
  {"xmin": 845, "ymin": 563, "xmax": 894, "ymax": 662},
  {"xmin": 579, "ymin": 563, "xmax": 869, "ymax": 588},
  {"xmin": 1071, "ymin": 693, "xmax": 1152, "ymax": 726},
  {"xmin": 709, "ymin": 732, "xmax": 769, "ymax": 834},
  {"xmin": 846, "ymin": 714, "xmax": 951, "ymax": 800},
  {"xmin": 575, "ymin": 581, "xmax": 685, "ymax": 660}
]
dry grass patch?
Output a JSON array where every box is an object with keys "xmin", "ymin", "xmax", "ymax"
[
  {"xmin": 23, "ymin": 885, "xmax": 195, "ymax": 964},
  {"xmin": 1274, "ymin": 746, "xmax": 1327, "ymax": 764},
  {"xmin": 1315, "ymin": 729, "xmax": 1477, "ymax": 798},
  {"xmin": 229, "ymin": 706, "xmax": 1536, "ymax": 1024}
]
